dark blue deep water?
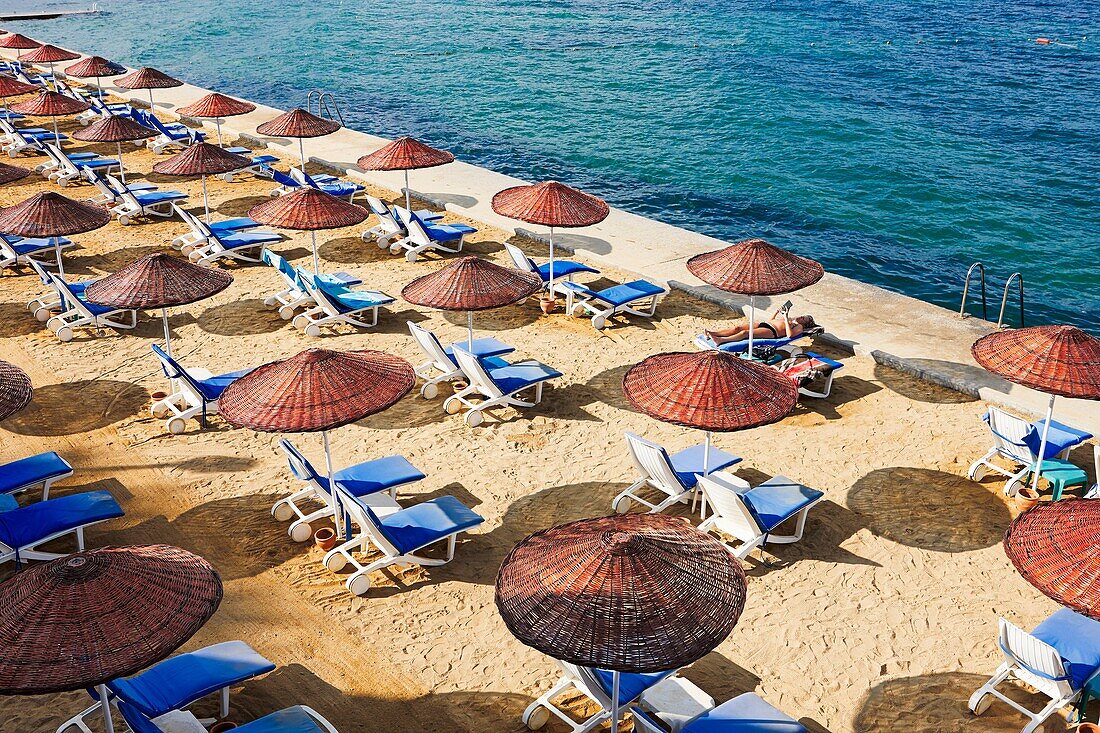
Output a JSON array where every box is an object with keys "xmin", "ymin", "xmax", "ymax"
[{"xmin": 7, "ymin": 0, "xmax": 1098, "ymax": 328}]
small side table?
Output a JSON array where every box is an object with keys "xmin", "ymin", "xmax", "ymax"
[{"xmin": 1028, "ymin": 459, "xmax": 1089, "ymax": 501}]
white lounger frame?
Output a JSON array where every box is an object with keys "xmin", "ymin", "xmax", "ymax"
[
  {"xmin": 261, "ymin": 250, "xmax": 313, "ymax": 319},
  {"xmin": 696, "ymin": 472, "xmax": 820, "ymax": 560},
  {"xmin": 968, "ymin": 618, "xmax": 1085, "ymax": 733},
  {"xmin": 150, "ymin": 349, "xmax": 227, "ymax": 435},
  {"xmin": 0, "ymin": 515, "xmax": 109, "ymax": 567},
  {"xmin": 408, "ymin": 321, "xmax": 465, "ymax": 399},
  {"xmin": 361, "ymin": 195, "xmax": 405, "ymax": 245},
  {"xmin": 107, "ymin": 174, "xmax": 181, "ymax": 225},
  {"xmin": 45, "ymin": 273, "xmax": 137, "ymax": 342},
  {"xmin": 612, "ymin": 433, "xmax": 701, "ymax": 515},
  {"xmin": 443, "ymin": 348, "xmax": 555, "ymax": 427},
  {"xmin": 968, "ymin": 407, "xmax": 1072, "ymax": 496}
]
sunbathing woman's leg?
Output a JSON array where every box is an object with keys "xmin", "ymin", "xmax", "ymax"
[{"xmin": 710, "ymin": 326, "xmax": 778, "ymax": 345}]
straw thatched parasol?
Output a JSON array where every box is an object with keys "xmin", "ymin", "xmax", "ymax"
[
  {"xmin": 0, "ymin": 34, "xmax": 41, "ymax": 50},
  {"xmin": 63, "ymin": 55, "xmax": 125, "ymax": 100},
  {"xmin": 71, "ymin": 114, "xmax": 155, "ymax": 183},
  {"xmin": 255, "ymin": 108, "xmax": 340, "ymax": 169},
  {"xmin": 0, "ymin": 191, "xmax": 109, "ymax": 275},
  {"xmin": 18, "ymin": 44, "xmax": 78, "ymax": 91},
  {"xmin": 0, "ymin": 359, "xmax": 33, "ymax": 421},
  {"xmin": 114, "ymin": 67, "xmax": 182, "ymax": 110},
  {"xmin": 0, "ymin": 161, "xmax": 31, "ymax": 185},
  {"xmin": 152, "ymin": 142, "xmax": 251, "ymax": 221},
  {"xmin": 357, "ymin": 136, "xmax": 454, "ymax": 212},
  {"xmin": 247, "ymin": 187, "xmax": 368, "ymax": 273},
  {"xmin": 177, "ymin": 92, "xmax": 256, "ymax": 146},
  {"xmin": 9, "ymin": 89, "xmax": 90, "ymax": 146}
]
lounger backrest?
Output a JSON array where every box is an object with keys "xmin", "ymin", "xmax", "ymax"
[
  {"xmin": 502, "ymin": 242, "xmax": 538, "ymax": 274},
  {"xmin": 985, "ymin": 407, "xmax": 1034, "ymax": 465},
  {"xmin": 117, "ymin": 702, "xmax": 166, "ymax": 733},
  {"xmin": 299, "ymin": 271, "xmax": 347, "ymax": 316},
  {"xmin": 290, "ymin": 167, "xmax": 322, "ymax": 190},
  {"xmin": 365, "ymin": 195, "xmax": 402, "ymax": 231},
  {"xmin": 696, "ymin": 473, "xmax": 762, "ymax": 541},
  {"xmin": 41, "ymin": 143, "xmax": 69, "ymax": 170},
  {"xmin": 452, "ymin": 347, "xmax": 504, "ymax": 398},
  {"xmin": 151, "ymin": 344, "xmax": 208, "ymax": 404},
  {"xmin": 624, "ymin": 433, "xmax": 690, "ymax": 493},
  {"xmin": 278, "ymin": 438, "xmax": 328, "ymax": 493},
  {"xmin": 408, "ymin": 322, "xmax": 457, "ymax": 371},
  {"xmin": 568, "ymin": 663, "xmax": 615, "ymax": 709},
  {"xmin": 334, "ymin": 485, "xmax": 402, "ymax": 557},
  {"xmin": 270, "ymin": 168, "xmax": 300, "ymax": 190},
  {"xmin": 87, "ymin": 170, "xmax": 121, "ymax": 202},
  {"xmin": 48, "ymin": 274, "xmax": 94, "ymax": 318},
  {"xmin": 262, "ymin": 249, "xmax": 300, "ymax": 290},
  {"xmin": 27, "ymin": 259, "xmax": 55, "ymax": 290},
  {"xmin": 394, "ymin": 207, "xmax": 431, "ymax": 246},
  {"xmin": 998, "ymin": 617, "xmax": 1073, "ymax": 698},
  {"xmin": 106, "ymin": 173, "xmax": 143, "ymax": 211}
]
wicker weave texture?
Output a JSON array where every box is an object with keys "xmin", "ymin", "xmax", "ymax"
[
  {"xmin": 0, "ymin": 34, "xmax": 41, "ymax": 50},
  {"xmin": 177, "ymin": 92, "xmax": 256, "ymax": 119},
  {"xmin": 218, "ymin": 349, "xmax": 415, "ymax": 433},
  {"xmin": 492, "ymin": 181, "xmax": 609, "ymax": 228},
  {"xmin": 0, "ymin": 191, "xmax": 110, "ymax": 238},
  {"xmin": 401, "ymin": 257, "xmax": 541, "ymax": 312},
  {"xmin": 0, "ymin": 162, "xmax": 31, "ymax": 185},
  {"xmin": 9, "ymin": 90, "xmax": 90, "ymax": 117},
  {"xmin": 115, "ymin": 67, "xmax": 183, "ymax": 90},
  {"xmin": 357, "ymin": 136, "xmax": 454, "ymax": 172},
  {"xmin": 686, "ymin": 239, "xmax": 824, "ymax": 296},
  {"xmin": 17, "ymin": 44, "xmax": 79, "ymax": 64},
  {"xmin": 0, "ymin": 359, "xmax": 32, "ymax": 421},
  {"xmin": 496, "ymin": 513, "xmax": 747, "ymax": 672},
  {"xmin": 63, "ymin": 56, "xmax": 123, "ymax": 78},
  {"xmin": 72, "ymin": 115, "xmax": 155, "ymax": 144},
  {"xmin": 1003, "ymin": 499, "xmax": 1100, "ymax": 621},
  {"xmin": 85, "ymin": 253, "xmax": 233, "ymax": 309},
  {"xmin": 255, "ymin": 108, "xmax": 340, "ymax": 139},
  {"xmin": 0, "ymin": 74, "xmax": 39, "ymax": 98},
  {"xmin": 0, "ymin": 545, "xmax": 222, "ymax": 695},
  {"xmin": 623, "ymin": 350, "xmax": 798, "ymax": 432},
  {"xmin": 972, "ymin": 325, "xmax": 1100, "ymax": 400},
  {"xmin": 247, "ymin": 187, "xmax": 367, "ymax": 231},
  {"xmin": 152, "ymin": 142, "xmax": 251, "ymax": 177}
]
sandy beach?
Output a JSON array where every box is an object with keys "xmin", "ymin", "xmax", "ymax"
[{"xmin": 0, "ymin": 107, "xmax": 1094, "ymax": 733}]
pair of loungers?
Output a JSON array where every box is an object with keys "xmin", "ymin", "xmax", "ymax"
[
  {"xmin": 172, "ymin": 205, "xmax": 285, "ymax": 266},
  {"xmin": 83, "ymin": 169, "xmax": 190, "ymax": 225},
  {"xmin": 273, "ymin": 439, "xmax": 484, "ymax": 596},
  {"xmin": 36, "ymin": 142, "xmax": 120, "ymax": 186},
  {"xmin": 360, "ymin": 200, "xmax": 479, "ymax": 262},
  {"xmin": 22, "ymin": 260, "xmax": 139, "ymax": 342},
  {"xmin": 0, "ymin": 451, "xmax": 123, "ymax": 568},
  {"xmin": 1, "ymin": 233, "xmax": 73, "ymax": 273},
  {"xmin": 266, "ymin": 165, "xmax": 364, "ymax": 201}
]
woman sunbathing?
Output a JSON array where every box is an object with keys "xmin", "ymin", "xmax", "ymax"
[{"xmin": 705, "ymin": 309, "xmax": 817, "ymax": 345}]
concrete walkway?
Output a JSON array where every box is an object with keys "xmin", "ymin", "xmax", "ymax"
[{"xmin": 7, "ymin": 46, "xmax": 1097, "ymax": 436}]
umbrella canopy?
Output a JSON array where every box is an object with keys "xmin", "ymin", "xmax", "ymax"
[
  {"xmin": 0, "ymin": 545, "xmax": 222, "ymax": 695},
  {"xmin": 219, "ymin": 348, "xmax": 414, "ymax": 433},
  {"xmin": 114, "ymin": 67, "xmax": 182, "ymax": 90},
  {"xmin": 247, "ymin": 188, "xmax": 368, "ymax": 273},
  {"xmin": 17, "ymin": 44, "xmax": 79, "ymax": 64},
  {"xmin": 1003, "ymin": 499, "xmax": 1100, "ymax": 621},
  {"xmin": 623, "ymin": 350, "xmax": 799, "ymax": 432},
  {"xmin": 402, "ymin": 256, "xmax": 541, "ymax": 312},
  {"xmin": 0, "ymin": 74, "xmax": 40, "ymax": 98},
  {"xmin": 63, "ymin": 55, "xmax": 124, "ymax": 79},
  {"xmin": 9, "ymin": 89, "xmax": 89, "ymax": 116},
  {"xmin": 972, "ymin": 325, "xmax": 1100, "ymax": 400},
  {"xmin": 72, "ymin": 114, "xmax": 155, "ymax": 143},
  {"xmin": 152, "ymin": 141, "xmax": 250, "ymax": 177},
  {"xmin": 0, "ymin": 33, "xmax": 40, "ymax": 50},
  {"xmin": 0, "ymin": 359, "xmax": 32, "ymax": 421},
  {"xmin": 492, "ymin": 180, "xmax": 609, "ymax": 228},
  {"xmin": 686, "ymin": 238, "xmax": 824, "ymax": 296},
  {"xmin": 0, "ymin": 191, "xmax": 110, "ymax": 237},
  {"xmin": 86, "ymin": 252, "xmax": 232, "ymax": 309},
  {"xmin": 256, "ymin": 108, "xmax": 340, "ymax": 139},
  {"xmin": 0, "ymin": 161, "xmax": 31, "ymax": 185},
  {"xmin": 177, "ymin": 92, "xmax": 255, "ymax": 119},
  {"xmin": 357, "ymin": 136, "xmax": 455, "ymax": 211},
  {"xmin": 497, "ymin": 513, "xmax": 746, "ymax": 672}
]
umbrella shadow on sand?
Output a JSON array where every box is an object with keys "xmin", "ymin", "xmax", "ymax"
[
  {"xmin": 197, "ymin": 299, "xmax": 287, "ymax": 336},
  {"xmin": 1, "ymin": 379, "xmax": 148, "ymax": 436},
  {"xmin": 0, "ymin": 302, "xmax": 43, "ymax": 337},
  {"xmin": 441, "ymin": 302, "xmax": 541, "ymax": 332},
  {"xmin": 318, "ymin": 235, "xmax": 392, "ymax": 265},
  {"xmin": 217, "ymin": 194, "xmax": 275, "ymax": 218},
  {"xmin": 847, "ymin": 467, "xmax": 1011, "ymax": 553},
  {"xmin": 66, "ymin": 243, "xmax": 168, "ymax": 275}
]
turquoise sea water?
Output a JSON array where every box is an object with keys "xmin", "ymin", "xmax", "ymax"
[{"xmin": 6, "ymin": 1, "xmax": 1098, "ymax": 329}]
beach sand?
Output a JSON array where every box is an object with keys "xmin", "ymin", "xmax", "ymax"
[{"xmin": 0, "ymin": 110, "xmax": 1094, "ymax": 733}]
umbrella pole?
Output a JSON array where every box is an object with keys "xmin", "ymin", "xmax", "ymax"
[
  {"xmin": 747, "ymin": 295, "xmax": 755, "ymax": 359},
  {"xmin": 610, "ymin": 671, "xmax": 620, "ymax": 733},
  {"xmin": 547, "ymin": 225, "xmax": 556, "ymax": 300},
  {"xmin": 148, "ymin": 88, "xmax": 154, "ymax": 110},
  {"xmin": 700, "ymin": 430, "xmax": 713, "ymax": 519},
  {"xmin": 311, "ymin": 230, "xmax": 320, "ymax": 274},
  {"xmin": 1029, "ymin": 395, "xmax": 1057, "ymax": 496},
  {"xmin": 54, "ymin": 237, "xmax": 65, "ymax": 278},
  {"xmin": 404, "ymin": 169, "xmax": 411, "ymax": 212},
  {"xmin": 96, "ymin": 75, "xmax": 103, "ymax": 100},
  {"xmin": 322, "ymin": 430, "xmax": 345, "ymax": 539},
  {"xmin": 97, "ymin": 683, "xmax": 116, "ymax": 733},
  {"xmin": 201, "ymin": 175, "xmax": 211, "ymax": 223},
  {"xmin": 298, "ymin": 137, "xmax": 306, "ymax": 171},
  {"xmin": 215, "ymin": 119, "xmax": 223, "ymax": 147},
  {"xmin": 467, "ymin": 311, "xmax": 474, "ymax": 350},
  {"xmin": 48, "ymin": 61, "xmax": 56, "ymax": 91},
  {"xmin": 161, "ymin": 307, "xmax": 173, "ymax": 357}
]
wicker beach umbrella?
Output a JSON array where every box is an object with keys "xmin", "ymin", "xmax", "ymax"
[
  {"xmin": 0, "ymin": 545, "xmax": 222, "ymax": 733},
  {"xmin": 18, "ymin": 44, "xmax": 79, "ymax": 91},
  {"xmin": 402, "ymin": 256, "xmax": 540, "ymax": 349},
  {"xmin": 72, "ymin": 114, "xmax": 155, "ymax": 184},
  {"xmin": 0, "ymin": 359, "xmax": 33, "ymax": 421},
  {"xmin": 9, "ymin": 89, "xmax": 90, "ymax": 147},
  {"xmin": 63, "ymin": 55, "xmax": 125, "ymax": 100},
  {"xmin": 0, "ymin": 191, "xmax": 109, "ymax": 276},
  {"xmin": 973, "ymin": 325, "xmax": 1100, "ymax": 496},
  {"xmin": 0, "ymin": 161, "xmax": 31, "ymax": 185},
  {"xmin": 497, "ymin": 513, "xmax": 747, "ymax": 732},
  {"xmin": 152, "ymin": 141, "xmax": 250, "ymax": 222},
  {"xmin": 0, "ymin": 73, "xmax": 40, "ymax": 120},
  {"xmin": 491, "ymin": 181, "xmax": 609, "ymax": 296},
  {"xmin": 255, "ymin": 108, "xmax": 340, "ymax": 170},
  {"xmin": 623, "ymin": 350, "xmax": 798, "ymax": 474},
  {"xmin": 0, "ymin": 33, "xmax": 41, "ymax": 50},
  {"xmin": 85, "ymin": 252, "xmax": 233, "ymax": 358},
  {"xmin": 114, "ymin": 67, "xmax": 182, "ymax": 111},
  {"xmin": 219, "ymin": 349, "xmax": 414, "ymax": 538},
  {"xmin": 177, "ymin": 92, "xmax": 256, "ymax": 147},
  {"xmin": 247, "ymin": 187, "xmax": 368, "ymax": 273},
  {"xmin": 1003, "ymin": 499, "xmax": 1100, "ymax": 620},
  {"xmin": 357, "ymin": 136, "xmax": 454, "ymax": 213},
  {"xmin": 687, "ymin": 238, "xmax": 825, "ymax": 356}
]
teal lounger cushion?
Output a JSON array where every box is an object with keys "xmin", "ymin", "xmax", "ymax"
[
  {"xmin": 0, "ymin": 452, "xmax": 72, "ymax": 495},
  {"xmin": 0, "ymin": 490, "xmax": 122, "ymax": 550}
]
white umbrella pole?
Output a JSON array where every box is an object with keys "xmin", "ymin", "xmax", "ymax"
[
  {"xmin": 467, "ymin": 311, "xmax": 474, "ymax": 350},
  {"xmin": 298, "ymin": 137, "xmax": 306, "ymax": 170},
  {"xmin": 148, "ymin": 88, "xmax": 154, "ymax": 110},
  {"xmin": 161, "ymin": 307, "xmax": 173, "ymax": 357},
  {"xmin": 547, "ymin": 225, "xmax": 556, "ymax": 299},
  {"xmin": 747, "ymin": 295, "xmax": 755, "ymax": 358},
  {"xmin": 1029, "ymin": 395, "xmax": 1057, "ymax": 496},
  {"xmin": 201, "ymin": 175, "xmax": 210, "ymax": 223},
  {"xmin": 700, "ymin": 430, "xmax": 713, "ymax": 519},
  {"xmin": 54, "ymin": 237, "xmax": 65, "ymax": 278},
  {"xmin": 97, "ymin": 683, "xmax": 116, "ymax": 733},
  {"xmin": 96, "ymin": 75, "xmax": 103, "ymax": 100},
  {"xmin": 404, "ymin": 169, "xmax": 411, "ymax": 212},
  {"xmin": 311, "ymin": 230, "xmax": 320, "ymax": 274},
  {"xmin": 610, "ymin": 671, "xmax": 621, "ymax": 733},
  {"xmin": 322, "ymin": 430, "xmax": 344, "ymax": 539},
  {"xmin": 215, "ymin": 119, "xmax": 223, "ymax": 147},
  {"xmin": 48, "ymin": 62, "xmax": 56, "ymax": 91},
  {"xmin": 117, "ymin": 141, "xmax": 126, "ymax": 184}
]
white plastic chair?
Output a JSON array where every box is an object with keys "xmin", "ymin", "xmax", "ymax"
[
  {"xmin": 968, "ymin": 407, "xmax": 1071, "ymax": 496},
  {"xmin": 444, "ymin": 346, "xmax": 561, "ymax": 427},
  {"xmin": 612, "ymin": 433, "xmax": 741, "ymax": 515}
]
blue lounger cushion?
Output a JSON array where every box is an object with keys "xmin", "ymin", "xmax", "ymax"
[
  {"xmin": 5, "ymin": 235, "xmax": 74, "ymax": 253},
  {"xmin": 332, "ymin": 455, "xmax": 426, "ymax": 497},
  {"xmin": 73, "ymin": 158, "xmax": 120, "ymax": 169},
  {"xmin": 534, "ymin": 260, "xmax": 600, "ymax": 281},
  {"xmin": 0, "ymin": 452, "xmax": 73, "ymax": 495},
  {"xmin": 66, "ymin": 152, "xmax": 101, "ymax": 160},
  {"xmin": 134, "ymin": 191, "xmax": 188, "ymax": 205},
  {"xmin": 318, "ymin": 284, "xmax": 394, "ymax": 313},
  {"xmin": 667, "ymin": 444, "xmax": 742, "ymax": 490},
  {"xmin": 422, "ymin": 222, "xmax": 476, "ymax": 242},
  {"xmin": 366, "ymin": 495, "xmax": 484, "ymax": 554},
  {"xmin": 699, "ymin": 334, "xmax": 800, "ymax": 354},
  {"xmin": 0, "ymin": 490, "xmax": 123, "ymax": 550},
  {"xmin": 485, "ymin": 360, "xmax": 562, "ymax": 395},
  {"xmin": 566, "ymin": 279, "xmax": 665, "ymax": 306},
  {"xmin": 217, "ymin": 230, "xmax": 283, "ymax": 248},
  {"xmin": 594, "ymin": 668, "xmax": 676, "ymax": 706},
  {"xmin": 249, "ymin": 155, "xmax": 279, "ymax": 166},
  {"xmin": 209, "ymin": 217, "xmax": 261, "ymax": 233},
  {"xmin": 391, "ymin": 206, "xmax": 443, "ymax": 222},
  {"xmin": 680, "ymin": 692, "xmax": 805, "ymax": 733},
  {"xmin": 120, "ymin": 703, "xmax": 328, "ymax": 733},
  {"xmin": 108, "ymin": 640, "xmax": 276, "ymax": 717},
  {"xmin": 738, "ymin": 476, "xmax": 823, "ymax": 532},
  {"xmin": 1031, "ymin": 608, "xmax": 1100, "ymax": 690},
  {"xmin": 443, "ymin": 338, "xmax": 516, "ymax": 364},
  {"xmin": 193, "ymin": 368, "xmax": 254, "ymax": 401}
]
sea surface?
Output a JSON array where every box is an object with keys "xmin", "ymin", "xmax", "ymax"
[{"xmin": 5, "ymin": 0, "xmax": 1098, "ymax": 328}]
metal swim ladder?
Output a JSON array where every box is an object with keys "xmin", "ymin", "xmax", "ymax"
[
  {"xmin": 959, "ymin": 262, "xmax": 1025, "ymax": 328},
  {"xmin": 306, "ymin": 91, "xmax": 344, "ymax": 126}
]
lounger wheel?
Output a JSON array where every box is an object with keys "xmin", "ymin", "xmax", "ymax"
[
  {"xmin": 54, "ymin": 326, "xmax": 73, "ymax": 343},
  {"xmin": 278, "ymin": 306, "xmax": 296, "ymax": 320},
  {"xmin": 464, "ymin": 410, "xmax": 484, "ymax": 427},
  {"xmin": 33, "ymin": 307, "xmax": 52, "ymax": 322},
  {"xmin": 376, "ymin": 238, "xmax": 390, "ymax": 249},
  {"xmin": 272, "ymin": 500, "xmax": 295, "ymax": 522},
  {"xmin": 117, "ymin": 215, "xmax": 130, "ymax": 226},
  {"xmin": 420, "ymin": 382, "xmax": 439, "ymax": 399},
  {"xmin": 967, "ymin": 691, "xmax": 993, "ymax": 716},
  {"xmin": 1005, "ymin": 477, "xmax": 1025, "ymax": 496},
  {"xmin": 522, "ymin": 705, "xmax": 551, "ymax": 730},
  {"xmin": 443, "ymin": 397, "xmax": 462, "ymax": 415},
  {"xmin": 220, "ymin": 173, "xmax": 234, "ymax": 183},
  {"xmin": 289, "ymin": 521, "xmax": 313, "ymax": 543},
  {"xmin": 166, "ymin": 417, "xmax": 187, "ymax": 435},
  {"xmin": 347, "ymin": 573, "xmax": 372, "ymax": 596},
  {"xmin": 591, "ymin": 315, "xmax": 607, "ymax": 330},
  {"xmin": 967, "ymin": 462, "xmax": 987, "ymax": 481},
  {"xmin": 151, "ymin": 404, "xmax": 172, "ymax": 419},
  {"xmin": 58, "ymin": 178, "xmax": 70, "ymax": 188},
  {"xmin": 613, "ymin": 496, "xmax": 632, "ymax": 514},
  {"xmin": 405, "ymin": 251, "xmax": 418, "ymax": 263},
  {"xmin": 324, "ymin": 551, "xmax": 347, "ymax": 572},
  {"xmin": 304, "ymin": 324, "xmax": 321, "ymax": 338}
]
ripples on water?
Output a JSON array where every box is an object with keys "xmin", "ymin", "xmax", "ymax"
[{"xmin": 13, "ymin": 0, "xmax": 1098, "ymax": 329}]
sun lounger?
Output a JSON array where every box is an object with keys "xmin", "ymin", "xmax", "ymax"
[
  {"xmin": 107, "ymin": 174, "xmax": 188, "ymax": 225},
  {"xmin": 696, "ymin": 471, "xmax": 823, "ymax": 560},
  {"xmin": 172, "ymin": 204, "xmax": 263, "ymax": 250},
  {"xmin": 24, "ymin": 258, "xmax": 91, "ymax": 320},
  {"xmin": 218, "ymin": 152, "xmax": 280, "ymax": 182},
  {"xmin": 323, "ymin": 483, "xmax": 484, "ymax": 596},
  {"xmin": 693, "ymin": 305, "xmax": 825, "ymax": 354},
  {"xmin": 969, "ymin": 608, "xmax": 1100, "ymax": 733},
  {"xmin": 31, "ymin": 144, "xmax": 101, "ymax": 176},
  {"xmin": 361, "ymin": 195, "xmax": 443, "ymax": 245},
  {"xmin": 407, "ymin": 321, "xmax": 516, "ymax": 399},
  {"xmin": 630, "ymin": 692, "xmax": 806, "ymax": 733},
  {"xmin": 187, "ymin": 227, "xmax": 282, "ymax": 267},
  {"xmin": 0, "ymin": 490, "xmax": 123, "ymax": 567},
  {"xmin": 0, "ymin": 233, "xmax": 74, "ymax": 272},
  {"xmin": 968, "ymin": 407, "xmax": 1093, "ymax": 496},
  {"xmin": 151, "ymin": 344, "xmax": 255, "ymax": 433},
  {"xmin": 273, "ymin": 438, "xmax": 426, "ymax": 542},
  {"xmin": 1, "ymin": 119, "xmax": 67, "ymax": 156},
  {"xmin": 289, "ymin": 167, "xmax": 363, "ymax": 201},
  {"xmin": 135, "ymin": 110, "xmax": 204, "ymax": 154},
  {"xmin": 45, "ymin": 272, "xmax": 138, "ymax": 342},
  {"xmin": 560, "ymin": 278, "xmax": 666, "ymax": 330},
  {"xmin": 612, "ymin": 433, "xmax": 742, "ymax": 515},
  {"xmin": 390, "ymin": 206, "xmax": 477, "ymax": 262},
  {"xmin": 0, "ymin": 452, "xmax": 73, "ymax": 500},
  {"xmin": 120, "ymin": 702, "xmax": 340, "ymax": 733},
  {"xmin": 502, "ymin": 241, "xmax": 599, "ymax": 288},
  {"xmin": 83, "ymin": 168, "xmax": 158, "ymax": 206},
  {"xmin": 772, "ymin": 349, "xmax": 844, "ymax": 399},
  {"xmin": 39, "ymin": 142, "xmax": 120, "ymax": 186},
  {"xmin": 444, "ymin": 345, "xmax": 562, "ymax": 427},
  {"xmin": 265, "ymin": 167, "xmax": 360, "ymax": 201},
  {"xmin": 292, "ymin": 271, "xmax": 395, "ymax": 336},
  {"xmin": 75, "ymin": 94, "xmax": 134, "ymax": 125},
  {"xmin": 260, "ymin": 250, "xmax": 365, "ymax": 319}
]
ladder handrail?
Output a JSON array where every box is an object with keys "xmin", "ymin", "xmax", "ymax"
[
  {"xmin": 960, "ymin": 262, "xmax": 988, "ymax": 321},
  {"xmin": 305, "ymin": 90, "xmax": 345, "ymax": 127},
  {"xmin": 997, "ymin": 272, "xmax": 1025, "ymax": 329}
]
